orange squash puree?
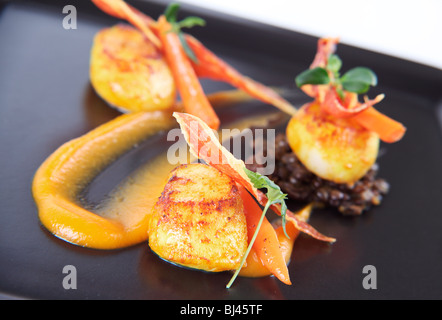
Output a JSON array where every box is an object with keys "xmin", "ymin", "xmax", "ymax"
[
  {"xmin": 239, "ymin": 204, "xmax": 312, "ymax": 278},
  {"xmin": 94, "ymin": 153, "xmax": 183, "ymax": 232},
  {"xmin": 33, "ymin": 102, "xmax": 305, "ymax": 277},
  {"xmin": 32, "ymin": 110, "xmax": 176, "ymax": 249}
]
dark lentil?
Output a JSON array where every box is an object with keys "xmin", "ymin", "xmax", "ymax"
[{"xmin": 246, "ymin": 133, "xmax": 390, "ymax": 215}]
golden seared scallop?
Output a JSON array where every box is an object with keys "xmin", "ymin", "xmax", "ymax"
[
  {"xmin": 148, "ymin": 163, "xmax": 248, "ymax": 272},
  {"xmin": 90, "ymin": 24, "xmax": 176, "ymax": 112},
  {"xmin": 286, "ymin": 102, "xmax": 379, "ymax": 184}
]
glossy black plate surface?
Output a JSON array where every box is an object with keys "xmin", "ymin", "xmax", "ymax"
[{"xmin": 1, "ymin": 0, "xmax": 442, "ymax": 300}]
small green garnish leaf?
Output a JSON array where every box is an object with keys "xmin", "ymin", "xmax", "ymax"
[
  {"xmin": 326, "ymin": 54, "xmax": 342, "ymax": 75},
  {"xmin": 295, "ymin": 53, "xmax": 378, "ymax": 96},
  {"xmin": 164, "ymin": 3, "xmax": 206, "ymax": 63},
  {"xmin": 164, "ymin": 2, "xmax": 180, "ymax": 23},
  {"xmin": 340, "ymin": 67, "xmax": 378, "ymax": 94},
  {"xmin": 295, "ymin": 67, "xmax": 330, "ymax": 88},
  {"xmin": 226, "ymin": 168, "xmax": 288, "ymax": 289},
  {"xmin": 244, "ymin": 168, "xmax": 288, "ymax": 222},
  {"xmin": 244, "ymin": 167, "xmax": 280, "ymax": 191},
  {"xmin": 341, "ymin": 81, "xmax": 370, "ymax": 94},
  {"xmin": 178, "ymin": 16, "xmax": 206, "ymax": 29},
  {"xmin": 246, "ymin": 169, "xmax": 289, "ymax": 229}
]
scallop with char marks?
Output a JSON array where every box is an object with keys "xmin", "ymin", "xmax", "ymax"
[{"xmin": 148, "ymin": 163, "xmax": 248, "ymax": 272}]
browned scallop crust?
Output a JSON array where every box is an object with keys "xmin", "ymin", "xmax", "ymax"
[
  {"xmin": 148, "ymin": 164, "xmax": 248, "ymax": 272},
  {"xmin": 286, "ymin": 102, "xmax": 379, "ymax": 184},
  {"xmin": 90, "ymin": 24, "xmax": 176, "ymax": 112}
]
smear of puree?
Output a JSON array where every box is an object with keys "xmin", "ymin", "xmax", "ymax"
[
  {"xmin": 32, "ymin": 102, "xmax": 305, "ymax": 277},
  {"xmin": 33, "ymin": 100, "xmax": 285, "ymax": 250},
  {"xmin": 33, "ymin": 110, "xmax": 177, "ymax": 249}
]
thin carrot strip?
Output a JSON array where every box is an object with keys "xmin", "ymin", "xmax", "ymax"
[
  {"xmin": 157, "ymin": 16, "xmax": 220, "ymax": 130},
  {"xmin": 239, "ymin": 204, "xmax": 313, "ymax": 278},
  {"xmin": 353, "ymin": 107, "xmax": 406, "ymax": 143},
  {"xmin": 238, "ymin": 185, "xmax": 291, "ymax": 285},
  {"xmin": 318, "ymin": 90, "xmax": 405, "ymax": 142},
  {"xmin": 185, "ymin": 35, "xmax": 297, "ymax": 116}
]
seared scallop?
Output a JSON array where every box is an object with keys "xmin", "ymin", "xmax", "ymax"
[
  {"xmin": 286, "ymin": 102, "xmax": 379, "ymax": 184},
  {"xmin": 148, "ymin": 163, "xmax": 248, "ymax": 272},
  {"xmin": 90, "ymin": 24, "xmax": 176, "ymax": 112}
]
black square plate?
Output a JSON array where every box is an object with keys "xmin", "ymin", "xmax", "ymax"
[{"xmin": 1, "ymin": 0, "xmax": 441, "ymax": 300}]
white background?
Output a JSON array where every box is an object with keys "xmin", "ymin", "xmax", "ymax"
[{"xmin": 178, "ymin": 0, "xmax": 442, "ymax": 70}]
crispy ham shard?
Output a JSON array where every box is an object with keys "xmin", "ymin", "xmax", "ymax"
[
  {"xmin": 173, "ymin": 112, "xmax": 336, "ymax": 243},
  {"xmin": 321, "ymin": 89, "xmax": 385, "ymax": 118},
  {"xmin": 310, "ymin": 37, "xmax": 339, "ymax": 69},
  {"xmin": 185, "ymin": 35, "xmax": 297, "ymax": 116}
]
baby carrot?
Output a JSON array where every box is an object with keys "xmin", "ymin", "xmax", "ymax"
[
  {"xmin": 238, "ymin": 184, "xmax": 291, "ymax": 285},
  {"xmin": 157, "ymin": 16, "xmax": 220, "ymax": 130}
]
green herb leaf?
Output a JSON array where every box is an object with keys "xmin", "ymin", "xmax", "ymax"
[
  {"xmin": 326, "ymin": 54, "xmax": 342, "ymax": 75},
  {"xmin": 164, "ymin": 3, "xmax": 180, "ymax": 23},
  {"xmin": 295, "ymin": 67, "xmax": 330, "ymax": 88},
  {"xmin": 340, "ymin": 67, "xmax": 377, "ymax": 94},
  {"xmin": 226, "ymin": 168, "xmax": 289, "ymax": 289},
  {"xmin": 163, "ymin": 2, "xmax": 204, "ymax": 64},
  {"xmin": 296, "ymin": 49, "xmax": 378, "ymax": 96},
  {"xmin": 341, "ymin": 81, "xmax": 370, "ymax": 94},
  {"xmin": 178, "ymin": 16, "xmax": 206, "ymax": 29},
  {"xmin": 243, "ymin": 168, "xmax": 288, "ymax": 237},
  {"xmin": 245, "ymin": 167, "xmax": 279, "ymax": 190}
]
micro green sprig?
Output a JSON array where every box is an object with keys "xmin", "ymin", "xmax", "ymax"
[
  {"xmin": 164, "ymin": 2, "xmax": 205, "ymax": 63},
  {"xmin": 295, "ymin": 54, "xmax": 378, "ymax": 98},
  {"xmin": 226, "ymin": 168, "xmax": 288, "ymax": 289}
]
